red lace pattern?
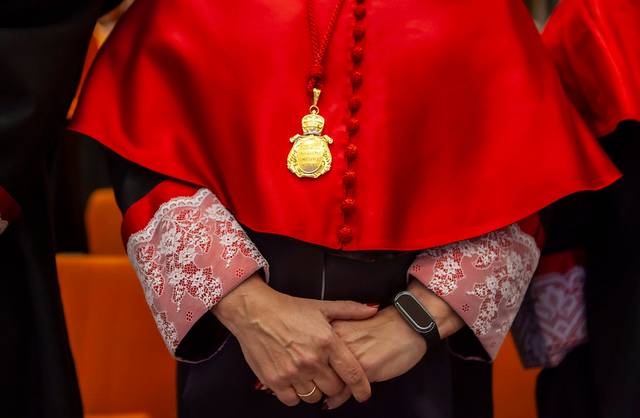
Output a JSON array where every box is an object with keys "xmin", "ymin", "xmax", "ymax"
[
  {"xmin": 409, "ymin": 224, "xmax": 540, "ymax": 359},
  {"xmin": 127, "ymin": 188, "xmax": 268, "ymax": 356}
]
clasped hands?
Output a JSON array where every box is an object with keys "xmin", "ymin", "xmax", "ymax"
[{"xmin": 212, "ymin": 274, "xmax": 463, "ymax": 410}]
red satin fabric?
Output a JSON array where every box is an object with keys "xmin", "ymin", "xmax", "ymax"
[
  {"xmin": 71, "ymin": 0, "xmax": 619, "ymax": 251},
  {"xmin": 543, "ymin": 0, "xmax": 640, "ymax": 138}
]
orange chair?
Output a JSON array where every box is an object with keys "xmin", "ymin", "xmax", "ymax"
[
  {"xmin": 57, "ymin": 255, "xmax": 176, "ymax": 418},
  {"xmin": 87, "ymin": 415, "xmax": 149, "ymax": 418},
  {"xmin": 85, "ymin": 188, "xmax": 125, "ymax": 255},
  {"xmin": 493, "ymin": 334, "xmax": 540, "ymax": 418}
]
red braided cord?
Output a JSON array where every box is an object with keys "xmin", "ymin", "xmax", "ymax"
[{"xmin": 306, "ymin": 0, "xmax": 347, "ymax": 89}]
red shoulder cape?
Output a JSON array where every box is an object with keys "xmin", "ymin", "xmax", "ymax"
[
  {"xmin": 543, "ymin": 0, "xmax": 640, "ymax": 137},
  {"xmin": 71, "ymin": 0, "xmax": 619, "ymax": 251}
]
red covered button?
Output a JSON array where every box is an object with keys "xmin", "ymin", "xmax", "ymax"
[
  {"xmin": 351, "ymin": 71, "xmax": 363, "ymax": 88},
  {"xmin": 337, "ymin": 225, "xmax": 353, "ymax": 243},
  {"xmin": 354, "ymin": 5, "xmax": 367, "ymax": 20},
  {"xmin": 351, "ymin": 46, "xmax": 364, "ymax": 64},
  {"xmin": 345, "ymin": 143, "xmax": 358, "ymax": 162},
  {"xmin": 341, "ymin": 198, "xmax": 356, "ymax": 215},
  {"xmin": 347, "ymin": 118, "xmax": 360, "ymax": 135},
  {"xmin": 349, "ymin": 96, "xmax": 362, "ymax": 113},
  {"xmin": 343, "ymin": 170, "xmax": 357, "ymax": 187}
]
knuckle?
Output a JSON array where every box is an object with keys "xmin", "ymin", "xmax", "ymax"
[
  {"xmin": 332, "ymin": 323, "xmax": 346, "ymax": 337},
  {"xmin": 269, "ymin": 377, "xmax": 285, "ymax": 388},
  {"xmin": 299, "ymin": 353, "xmax": 320, "ymax": 369},
  {"xmin": 343, "ymin": 366, "xmax": 363, "ymax": 385},
  {"xmin": 316, "ymin": 331, "xmax": 335, "ymax": 349},
  {"xmin": 263, "ymin": 373, "xmax": 280, "ymax": 388},
  {"xmin": 279, "ymin": 366, "xmax": 298, "ymax": 382},
  {"xmin": 324, "ymin": 382, "xmax": 345, "ymax": 397}
]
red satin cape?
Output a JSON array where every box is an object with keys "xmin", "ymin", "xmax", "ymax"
[
  {"xmin": 71, "ymin": 0, "xmax": 620, "ymax": 251},
  {"xmin": 543, "ymin": 0, "xmax": 640, "ymax": 138}
]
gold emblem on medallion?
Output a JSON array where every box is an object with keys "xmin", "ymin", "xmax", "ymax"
[{"xmin": 287, "ymin": 89, "xmax": 333, "ymax": 178}]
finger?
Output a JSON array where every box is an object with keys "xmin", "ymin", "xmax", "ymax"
[
  {"xmin": 328, "ymin": 339, "xmax": 371, "ymax": 402},
  {"xmin": 323, "ymin": 385, "xmax": 353, "ymax": 410},
  {"xmin": 318, "ymin": 300, "xmax": 378, "ymax": 321},
  {"xmin": 273, "ymin": 387, "xmax": 300, "ymax": 407},
  {"xmin": 313, "ymin": 366, "xmax": 345, "ymax": 397},
  {"xmin": 292, "ymin": 381, "xmax": 323, "ymax": 404}
]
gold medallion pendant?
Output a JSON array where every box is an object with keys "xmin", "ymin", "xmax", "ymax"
[{"xmin": 288, "ymin": 88, "xmax": 333, "ymax": 178}]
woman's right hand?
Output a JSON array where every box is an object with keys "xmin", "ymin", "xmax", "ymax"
[{"xmin": 211, "ymin": 275, "xmax": 377, "ymax": 407}]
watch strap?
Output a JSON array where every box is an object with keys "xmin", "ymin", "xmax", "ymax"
[{"xmin": 393, "ymin": 291, "xmax": 441, "ymax": 348}]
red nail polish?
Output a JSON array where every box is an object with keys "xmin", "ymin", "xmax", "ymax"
[
  {"xmin": 366, "ymin": 303, "xmax": 379, "ymax": 308},
  {"xmin": 254, "ymin": 381, "xmax": 264, "ymax": 390}
]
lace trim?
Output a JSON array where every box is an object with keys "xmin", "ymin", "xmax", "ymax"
[
  {"xmin": 127, "ymin": 188, "xmax": 268, "ymax": 352},
  {"xmin": 411, "ymin": 224, "xmax": 540, "ymax": 357}
]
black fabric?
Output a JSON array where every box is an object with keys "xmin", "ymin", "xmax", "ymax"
[
  {"xmin": 450, "ymin": 355, "xmax": 493, "ymax": 418},
  {"xmin": 536, "ymin": 122, "xmax": 640, "ymax": 418},
  {"xmin": 0, "ymin": 213, "xmax": 77, "ymax": 418},
  {"xmin": 51, "ymin": 131, "xmax": 112, "ymax": 252},
  {"xmin": 536, "ymin": 344, "xmax": 598, "ymax": 418},
  {"xmin": 106, "ymin": 146, "xmax": 167, "ymax": 213},
  {"xmin": 584, "ymin": 122, "xmax": 640, "ymax": 418},
  {"xmin": 0, "ymin": 2, "xmax": 121, "ymax": 417}
]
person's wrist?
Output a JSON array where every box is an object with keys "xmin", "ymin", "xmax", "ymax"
[
  {"xmin": 380, "ymin": 306, "xmax": 428, "ymax": 353},
  {"xmin": 211, "ymin": 273, "xmax": 270, "ymax": 333},
  {"xmin": 407, "ymin": 279, "xmax": 464, "ymax": 339}
]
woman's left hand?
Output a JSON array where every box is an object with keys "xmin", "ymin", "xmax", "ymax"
[
  {"xmin": 325, "ymin": 281, "xmax": 465, "ymax": 410},
  {"xmin": 332, "ymin": 306, "xmax": 426, "ymax": 383}
]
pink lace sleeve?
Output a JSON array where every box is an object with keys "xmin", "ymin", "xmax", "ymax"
[
  {"xmin": 125, "ymin": 187, "xmax": 268, "ymax": 360},
  {"xmin": 408, "ymin": 224, "xmax": 540, "ymax": 360}
]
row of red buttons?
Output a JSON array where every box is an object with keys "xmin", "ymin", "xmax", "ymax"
[{"xmin": 337, "ymin": 0, "xmax": 367, "ymax": 245}]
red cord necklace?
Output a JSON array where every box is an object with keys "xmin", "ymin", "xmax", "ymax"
[{"xmin": 287, "ymin": 0, "xmax": 347, "ymax": 179}]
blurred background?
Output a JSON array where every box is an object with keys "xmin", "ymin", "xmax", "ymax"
[{"xmin": 52, "ymin": 1, "xmax": 560, "ymax": 418}]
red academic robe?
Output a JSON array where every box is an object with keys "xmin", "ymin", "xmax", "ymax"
[
  {"xmin": 71, "ymin": 0, "xmax": 619, "ymax": 252},
  {"xmin": 69, "ymin": 0, "xmax": 621, "ymax": 417}
]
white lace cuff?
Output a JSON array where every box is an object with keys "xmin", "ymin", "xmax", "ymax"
[
  {"xmin": 409, "ymin": 224, "xmax": 540, "ymax": 360},
  {"xmin": 126, "ymin": 188, "xmax": 268, "ymax": 358}
]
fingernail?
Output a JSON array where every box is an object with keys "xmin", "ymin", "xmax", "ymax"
[
  {"xmin": 266, "ymin": 388, "xmax": 275, "ymax": 396},
  {"xmin": 254, "ymin": 381, "xmax": 264, "ymax": 390},
  {"xmin": 366, "ymin": 303, "xmax": 379, "ymax": 309},
  {"xmin": 321, "ymin": 401, "xmax": 329, "ymax": 410}
]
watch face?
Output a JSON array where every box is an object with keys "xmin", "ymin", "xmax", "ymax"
[{"xmin": 395, "ymin": 293, "xmax": 436, "ymax": 332}]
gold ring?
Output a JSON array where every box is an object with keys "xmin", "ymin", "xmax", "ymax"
[{"xmin": 296, "ymin": 385, "xmax": 317, "ymax": 398}]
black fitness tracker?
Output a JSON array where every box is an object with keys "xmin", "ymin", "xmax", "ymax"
[{"xmin": 393, "ymin": 291, "xmax": 441, "ymax": 347}]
